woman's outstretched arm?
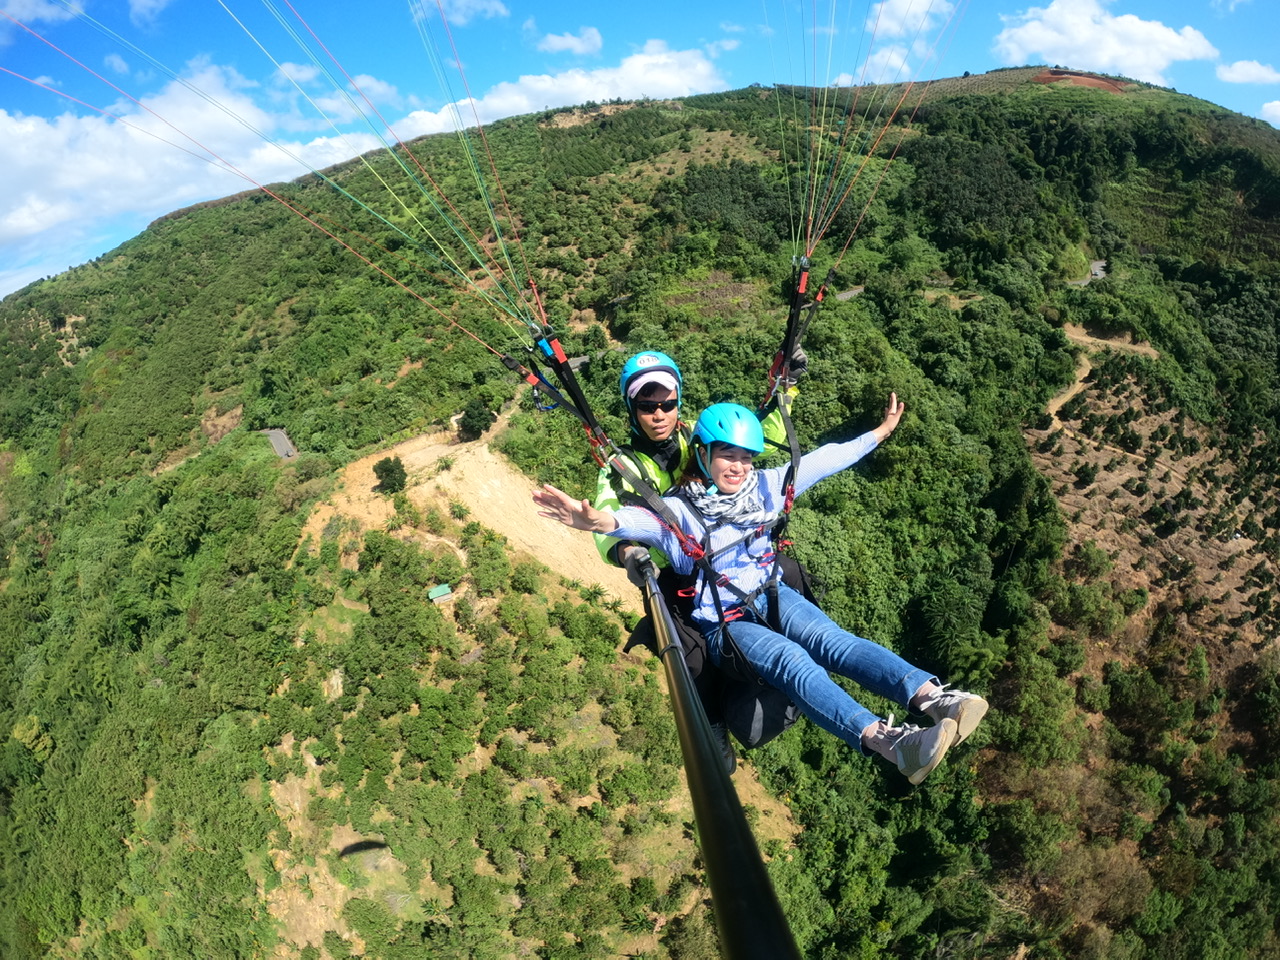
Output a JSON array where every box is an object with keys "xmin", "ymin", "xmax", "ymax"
[
  {"xmin": 533, "ymin": 484, "xmax": 620, "ymax": 534},
  {"xmin": 788, "ymin": 392, "xmax": 906, "ymax": 496},
  {"xmin": 535, "ymin": 484, "xmax": 687, "ymax": 568}
]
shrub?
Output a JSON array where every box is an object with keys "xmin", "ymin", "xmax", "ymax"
[{"xmin": 372, "ymin": 456, "xmax": 406, "ymax": 493}]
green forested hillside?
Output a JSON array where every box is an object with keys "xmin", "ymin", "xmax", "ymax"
[{"xmin": 3, "ymin": 71, "xmax": 1280, "ymax": 959}]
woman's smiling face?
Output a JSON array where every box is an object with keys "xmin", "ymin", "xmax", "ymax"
[{"xmin": 708, "ymin": 442, "xmax": 754, "ymax": 493}]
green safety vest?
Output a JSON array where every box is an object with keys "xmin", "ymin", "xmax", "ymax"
[{"xmin": 593, "ymin": 425, "xmax": 693, "ymax": 567}]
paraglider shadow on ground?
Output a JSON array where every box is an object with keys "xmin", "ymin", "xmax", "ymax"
[{"xmin": 337, "ymin": 840, "xmax": 389, "ymax": 859}]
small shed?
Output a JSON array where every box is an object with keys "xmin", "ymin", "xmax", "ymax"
[{"xmin": 427, "ymin": 584, "xmax": 453, "ymax": 604}]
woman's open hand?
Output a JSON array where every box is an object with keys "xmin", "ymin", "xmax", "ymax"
[
  {"xmin": 873, "ymin": 392, "xmax": 905, "ymax": 442},
  {"xmin": 533, "ymin": 484, "xmax": 619, "ymax": 534}
]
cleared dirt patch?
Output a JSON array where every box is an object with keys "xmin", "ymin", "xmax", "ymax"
[
  {"xmin": 202, "ymin": 403, "xmax": 243, "ymax": 443},
  {"xmin": 1032, "ymin": 69, "xmax": 1132, "ymax": 94},
  {"xmin": 267, "ymin": 761, "xmax": 360, "ymax": 954},
  {"xmin": 541, "ymin": 102, "xmax": 644, "ymax": 129},
  {"xmin": 298, "ymin": 406, "xmax": 639, "ymax": 610}
]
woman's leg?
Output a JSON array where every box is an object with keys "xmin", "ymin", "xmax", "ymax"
[
  {"xmin": 705, "ymin": 614, "xmax": 958, "ymax": 782},
  {"xmin": 706, "ymin": 618, "xmax": 880, "ymax": 749},
  {"xmin": 770, "ymin": 583, "xmax": 936, "ymax": 708},
  {"xmin": 771, "ymin": 583, "xmax": 989, "ymax": 744}
]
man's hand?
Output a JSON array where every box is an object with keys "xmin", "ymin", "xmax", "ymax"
[
  {"xmin": 789, "ymin": 344, "xmax": 809, "ymax": 379},
  {"xmin": 619, "ymin": 545, "xmax": 652, "ymax": 590}
]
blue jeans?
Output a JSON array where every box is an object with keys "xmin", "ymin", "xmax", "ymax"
[{"xmin": 702, "ymin": 582, "xmax": 936, "ymax": 751}]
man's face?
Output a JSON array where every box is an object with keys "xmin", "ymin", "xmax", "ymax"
[{"xmin": 633, "ymin": 385, "xmax": 679, "ymax": 442}]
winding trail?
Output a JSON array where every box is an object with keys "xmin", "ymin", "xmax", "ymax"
[{"xmin": 1046, "ymin": 323, "xmax": 1159, "ymax": 422}]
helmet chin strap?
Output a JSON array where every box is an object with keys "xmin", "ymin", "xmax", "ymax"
[{"xmin": 696, "ymin": 445, "xmax": 719, "ymax": 494}]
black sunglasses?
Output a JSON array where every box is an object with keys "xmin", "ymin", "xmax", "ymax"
[{"xmin": 634, "ymin": 399, "xmax": 678, "ymax": 414}]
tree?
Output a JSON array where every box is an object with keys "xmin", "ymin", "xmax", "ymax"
[
  {"xmin": 458, "ymin": 397, "xmax": 494, "ymax": 441},
  {"xmin": 372, "ymin": 456, "xmax": 406, "ymax": 493}
]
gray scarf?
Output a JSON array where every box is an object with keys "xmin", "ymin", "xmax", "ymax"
[{"xmin": 683, "ymin": 471, "xmax": 776, "ymax": 528}]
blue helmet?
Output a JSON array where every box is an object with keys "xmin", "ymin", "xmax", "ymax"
[
  {"xmin": 692, "ymin": 403, "xmax": 764, "ymax": 455},
  {"xmin": 691, "ymin": 403, "xmax": 763, "ymax": 482},
  {"xmin": 619, "ymin": 351, "xmax": 682, "ymax": 415}
]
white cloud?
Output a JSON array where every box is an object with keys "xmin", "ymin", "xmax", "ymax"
[
  {"xmin": 436, "ymin": 0, "xmax": 509, "ymax": 27},
  {"xmin": 1262, "ymin": 101, "xmax": 1280, "ymax": 126},
  {"xmin": 303, "ymin": 92, "xmax": 364, "ymax": 127},
  {"xmin": 266, "ymin": 63, "xmax": 404, "ymax": 132},
  {"xmin": 408, "ymin": 0, "xmax": 508, "ymax": 29},
  {"xmin": 125, "ymin": 61, "xmax": 265, "ymax": 148},
  {"xmin": 801, "ymin": 0, "xmax": 950, "ymax": 87},
  {"xmin": 243, "ymin": 131, "xmax": 381, "ymax": 176},
  {"xmin": 537, "ymin": 26, "xmax": 603, "ymax": 56},
  {"xmin": 0, "ymin": 99, "xmax": 240, "ymax": 295},
  {"xmin": 863, "ymin": 45, "xmax": 912, "ymax": 85},
  {"xmin": 104, "ymin": 53, "xmax": 130, "ymax": 75},
  {"xmin": 278, "ymin": 62, "xmax": 322, "ymax": 86},
  {"xmin": 994, "ymin": 0, "xmax": 1218, "ymax": 86},
  {"xmin": 0, "ymin": 61, "xmax": 331, "ymax": 297},
  {"xmin": 1212, "ymin": 0, "xmax": 1251, "ymax": 11},
  {"xmin": 705, "ymin": 38, "xmax": 740, "ymax": 59},
  {"xmin": 129, "ymin": 0, "xmax": 174, "ymax": 24},
  {"xmin": 720, "ymin": 22, "xmax": 745, "ymax": 33},
  {"xmin": 309, "ymin": 95, "xmax": 398, "ymax": 132},
  {"xmin": 309, "ymin": 75, "xmax": 404, "ymax": 125},
  {"xmin": 0, "ymin": 0, "xmax": 78, "ymax": 24},
  {"xmin": 398, "ymin": 40, "xmax": 724, "ymax": 136},
  {"xmin": 871, "ymin": 0, "xmax": 955, "ymax": 39},
  {"xmin": 349, "ymin": 75, "xmax": 401, "ymax": 106},
  {"xmin": 1217, "ymin": 60, "xmax": 1280, "ymax": 84},
  {"xmin": 0, "ymin": 40, "xmax": 726, "ymax": 299}
]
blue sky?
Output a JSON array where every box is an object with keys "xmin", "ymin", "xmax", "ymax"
[{"xmin": 1, "ymin": 0, "xmax": 1277, "ymax": 300}]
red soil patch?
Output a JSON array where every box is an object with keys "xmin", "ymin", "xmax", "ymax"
[{"xmin": 1032, "ymin": 69, "xmax": 1130, "ymax": 94}]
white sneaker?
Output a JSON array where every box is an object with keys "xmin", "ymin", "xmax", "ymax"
[
  {"xmin": 917, "ymin": 686, "xmax": 989, "ymax": 745},
  {"xmin": 865, "ymin": 715, "xmax": 958, "ymax": 785}
]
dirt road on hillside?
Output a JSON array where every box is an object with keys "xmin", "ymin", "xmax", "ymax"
[{"xmin": 1047, "ymin": 323, "xmax": 1159, "ymax": 419}]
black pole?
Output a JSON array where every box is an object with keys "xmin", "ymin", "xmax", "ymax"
[{"xmin": 640, "ymin": 563, "xmax": 802, "ymax": 960}]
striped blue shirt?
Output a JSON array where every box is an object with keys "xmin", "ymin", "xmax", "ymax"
[{"xmin": 610, "ymin": 432, "xmax": 880, "ymax": 624}]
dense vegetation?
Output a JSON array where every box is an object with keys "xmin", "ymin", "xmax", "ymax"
[{"xmin": 3, "ymin": 68, "xmax": 1280, "ymax": 958}]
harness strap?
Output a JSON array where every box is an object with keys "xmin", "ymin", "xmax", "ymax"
[
  {"xmin": 773, "ymin": 389, "xmax": 802, "ymax": 542},
  {"xmin": 766, "ymin": 575, "xmax": 783, "ymax": 634},
  {"xmin": 605, "ymin": 453, "xmax": 705, "ymax": 561}
]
